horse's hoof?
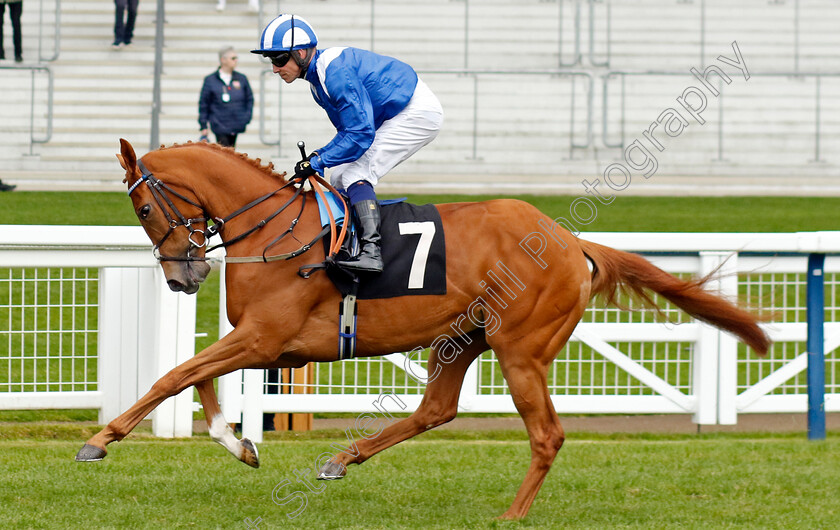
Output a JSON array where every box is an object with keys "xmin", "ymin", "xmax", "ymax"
[
  {"xmin": 317, "ymin": 460, "xmax": 346, "ymax": 480},
  {"xmin": 75, "ymin": 444, "xmax": 107, "ymax": 462},
  {"xmin": 240, "ymin": 438, "xmax": 259, "ymax": 468}
]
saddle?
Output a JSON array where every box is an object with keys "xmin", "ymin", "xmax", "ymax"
[
  {"xmin": 307, "ymin": 191, "xmax": 448, "ymax": 359},
  {"xmin": 310, "ymin": 190, "xmax": 447, "ymax": 299}
]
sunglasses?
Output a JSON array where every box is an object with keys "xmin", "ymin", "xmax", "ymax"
[{"xmin": 268, "ymin": 52, "xmax": 292, "ymax": 68}]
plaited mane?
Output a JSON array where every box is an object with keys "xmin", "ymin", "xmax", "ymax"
[{"xmin": 157, "ymin": 142, "xmax": 288, "ymax": 182}]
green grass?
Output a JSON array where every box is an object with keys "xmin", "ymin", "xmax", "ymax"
[
  {"xmin": 0, "ymin": 409, "xmax": 97, "ymax": 423},
  {"xmin": 0, "ymin": 433, "xmax": 837, "ymax": 528},
  {"xmin": 4, "ymin": 191, "xmax": 840, "ymax": 232},
  {"xmin": 0, "ymin": 192, "xmax": 141, "ymax": 226}
]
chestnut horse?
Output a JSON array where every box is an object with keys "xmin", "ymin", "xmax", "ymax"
[{"xmin": 76, "ymin": 139, "xmax": 770, "ymax": 520}]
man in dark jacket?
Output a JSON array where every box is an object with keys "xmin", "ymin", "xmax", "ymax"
[{"xmin": 198, "ymin": 46, "xmax": 254, "ymax": 148}]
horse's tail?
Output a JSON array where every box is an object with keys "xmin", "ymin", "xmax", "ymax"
[{"xmin": 578, "ymin": 239, "xmax": 770, "ymax": 356}]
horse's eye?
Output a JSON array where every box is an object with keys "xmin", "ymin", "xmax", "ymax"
[{"xmin": 138, "ymin": 205, "xmax": 152, "ymax": 219}]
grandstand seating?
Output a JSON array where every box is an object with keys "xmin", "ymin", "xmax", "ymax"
[{"xmin": 2, "ymin": 0, "xmax": 839, "ymax": 194}]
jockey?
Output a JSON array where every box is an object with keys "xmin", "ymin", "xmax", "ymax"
[{"xmin": 252, "ymin": 14, "xmax": 444, "ymax": 274}]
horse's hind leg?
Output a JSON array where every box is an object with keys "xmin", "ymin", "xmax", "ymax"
[
  {"xmin": 492, "ymin": 314, "xmax": 581, "ymax": 520},
  {"xmin": 318, "ymin": 333, "xmax": 488, "ymax": 479},
  {"xmin": 196, "ymin": 379, "xmax": 259, "ymax": 468}
]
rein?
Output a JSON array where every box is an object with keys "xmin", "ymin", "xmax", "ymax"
[
  {"xmin": 223, "ymin": 175, "xmax": 348, "ymax": 264},
  {"xmin": 129, "ymin": 159, "xmax": 349, "ymax": 268}
]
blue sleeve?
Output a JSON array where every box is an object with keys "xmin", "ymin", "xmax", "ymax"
[{"xmin": 310, "ymin": 62, "xmax": 376, "ymax": 173}]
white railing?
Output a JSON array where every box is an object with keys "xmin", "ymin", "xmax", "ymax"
[
  {"xmin": 0, "ymin": 225, "xmax": 196, "ymax": 438},
  {"xmin": 2, "ymin": 226, "xmax": 839, "ymax": 442}
]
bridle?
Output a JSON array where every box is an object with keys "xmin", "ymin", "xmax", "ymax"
[
  {"xmin": 128, "ymin": 158, "xmax": 340, "ymax": 268},
  {"xmin": 129, "ymin": 160, "xmax": 212, "ymax": 262}
]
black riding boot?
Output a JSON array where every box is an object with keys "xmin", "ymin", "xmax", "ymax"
[{"xmin": 338, "ymin": 199, "xmax": 383, "ymax": 273}]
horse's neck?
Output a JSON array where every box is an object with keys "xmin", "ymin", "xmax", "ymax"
[
  {"xmin": 196, "ymin": 157, "xmax": 289, "ymax": 218},
  {"xmin": 195, "ymin": 158, "xmax": 320, "ymax": 254}
]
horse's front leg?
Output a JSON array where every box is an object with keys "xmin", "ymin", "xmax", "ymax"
[
  {"xmin": 196, "ymin": 379, "xmax": 260, "ymax": 468},
  {"xmin": 318, "ymin": 334, "xmax": 487, "ymax": 479},
  {"xmin": 75, "ymin": 328, "xmax": 266, "ymax": 462}
]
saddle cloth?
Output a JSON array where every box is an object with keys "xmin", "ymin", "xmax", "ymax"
[{"xmin": 318, "ymin": 194, "xmax": 447, "ymax": 299}]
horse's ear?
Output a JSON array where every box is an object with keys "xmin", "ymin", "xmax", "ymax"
[{"xmin": 118, "ymin": 138, "xmax": 137, "ymax": 172}]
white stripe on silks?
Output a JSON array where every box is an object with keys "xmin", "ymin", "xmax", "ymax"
[
  {"xmin": 262, "ymin": 15, "xmax": 291, "ymax": 49},
  {"xmin": 315, "ymin": 47, "xmax": 347, "ymax": 99}
]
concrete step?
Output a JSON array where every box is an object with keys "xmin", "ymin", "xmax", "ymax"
[{"xmin": 5, "ymin": 0, "xmax": 840, "ymax": 193}]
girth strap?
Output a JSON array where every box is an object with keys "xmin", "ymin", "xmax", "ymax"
[{"xmin": 338, "ymin": 291, "xmax": 358, "ymax": 360}]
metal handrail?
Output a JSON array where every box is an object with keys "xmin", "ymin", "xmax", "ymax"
[
  {"xmin": 559, "ymin": 0, "xmax": 582, "ymax": 68},
  {"xmin": 258, "ymin": 68, "xmax": 282, "ymax": 152},
  {"xmin": 0, "ymin": 65, "xmax": 54, "ymax": 153},
  {"xmin": 149, "ymin": 0, "xmax": 165, "ymax": 152},
  {"xmin": 37, "ymin": 0, "xmax": 61, "ymax": 62},
  {"xmin": 408, "ymin": 69, "xmax": 593, "ymax": 154},
  {"xmin": 588, "ymin": 0, "xmax": 611, "ymax": 67},
  {"xmin": 596, "ymin": 0, "xmax": 808, "ymax": 74},
  {"xmin": 257, "ymin": 68, "xmax": 594, "ymax": 159},
  {"xmin": 602, "ymin": 70, "xmax": 838, "ymax": 163}
]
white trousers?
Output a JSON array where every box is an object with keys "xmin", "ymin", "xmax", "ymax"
[{"xmin": 330, "ymin": 78, "xmax": 444, "ymax": 190}]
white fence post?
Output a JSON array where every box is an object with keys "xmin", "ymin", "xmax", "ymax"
[
  {"xmin": 459, "ymin": 361, "xmax": 479, "ymax": 412},
  {"xmin": 242, "ymin": 369, "xmax": 264, "ymax": 443},
  {"xmin": 98, "ymin": 268, "xmax": 127, "ymax": 425},
  {"xmin": 98, "ymin": 268, "xmax": 159, "ymax": 425},
  {"xmin": 96, "ymin": 268, "xmax": 124, "ymax": 425},
  {"xmin": 98, "ymin": 267, "xmax": 195, "ymax": 437},
  {"xmin": 716, "ymin": 253, "xmax": 740, "ymax": 425},
  {"xmin": 694, "ymin": 252, "xmax": 722, "ymax": 424},
  {"xmin": 692, "ymin": 251, "xmax": 740, "ymax": 425},
  {"xmin": 151, "ymin": 268, "xmax": 196, "ymax": 438}
]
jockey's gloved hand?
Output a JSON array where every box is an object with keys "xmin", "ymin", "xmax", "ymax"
[{"xmin": 292, "ymin": 159, "xmax": 317, "ymax": 182}]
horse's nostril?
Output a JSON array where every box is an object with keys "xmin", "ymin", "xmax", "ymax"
[{"xmin": 167, "ymin": 279, "xmax": 185, "ymax": 292}]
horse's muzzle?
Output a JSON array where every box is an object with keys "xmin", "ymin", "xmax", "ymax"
[
  {"xmin": 165, "ymin": 260, "xmax": 210, "ymax": 294},
  {"xmin": 167, "ymin": 278, "xmax": 199, "ymax": 294}
]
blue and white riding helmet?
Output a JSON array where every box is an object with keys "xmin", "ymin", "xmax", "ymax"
[{"xmin": 252, "ymin": 14, "xmax": 318, "ymax": 72}]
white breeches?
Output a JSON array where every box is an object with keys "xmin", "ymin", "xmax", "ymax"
[{"xmin": 329, "ymin": 78, "xmax": 444, "ymax": 190}]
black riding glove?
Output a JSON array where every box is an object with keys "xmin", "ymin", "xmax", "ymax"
[
  {"xmin": 292, "ymin": 159, "xmax": 317, "ymax": 182},
  {"xmin": 291, "ymin": 149, "xmax": 319, "ymax": 182}
]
